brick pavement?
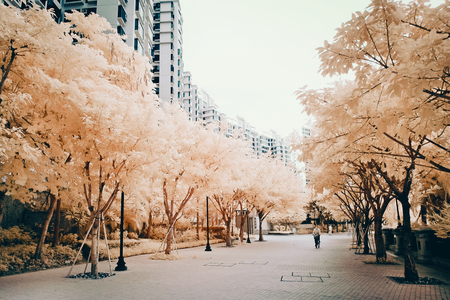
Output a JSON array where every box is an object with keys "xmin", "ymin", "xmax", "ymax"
[{"xmin": 0, "ymin": 233, "xmax": 449, "ymax": 300}]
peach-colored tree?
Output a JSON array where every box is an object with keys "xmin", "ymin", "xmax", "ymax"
[
  {"xmin": 0, "ymin": 5, "xmax": 163, "ymax": 274},
  {"xmin": 152, "ymin": 104, "xmax": 245, "ymax": 254},
  {"xmin": 294, "ymin": 0, "xmax": 450, "ymax": 281}
]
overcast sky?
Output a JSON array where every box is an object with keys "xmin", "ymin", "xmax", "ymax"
[{"xmin": 181, "ymin": 0, "xmax": 443, "ymax": 138}]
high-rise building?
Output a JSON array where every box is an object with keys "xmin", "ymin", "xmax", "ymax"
[
  {"xmin": 151, "ymin": 0, "xmax": 183, "ymax": 103},
  {"xmin": 182, "ymin": 71, "xmax": 199, "ymax": 121},
  {"xmin": 3, "ymin": 0, "xmax": 155, "ymax": 64},
  {"xmin": 198, "ymin": 89, "xmax": 221, "ymax": 124}
]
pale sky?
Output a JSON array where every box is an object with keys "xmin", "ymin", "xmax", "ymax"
[{"xmin": 181, "ymin": 0, "xmax": 443, "ymax": 138}]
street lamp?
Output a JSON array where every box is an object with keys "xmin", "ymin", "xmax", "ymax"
[
  {"xmin": 115, "ymin": 191, "xmax": 127, "ymax": 271},
  {"xmin": 205, "ymin": 196, "xmax": 212, "ymax": 251},
  {"xmin": 246, "ymin": 210, "xmax": 251, "ymax": 244}
]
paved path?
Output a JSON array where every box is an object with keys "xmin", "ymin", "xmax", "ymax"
[{"xmin": 1, "ymin": 233, "xmax": 449, "ymax": 300}]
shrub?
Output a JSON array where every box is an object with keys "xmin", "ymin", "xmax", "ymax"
[
  {"xmin": 0, "ymin": 227, "xmax": 79, "ymax": 276},
  {"xmin": 210, "ymin": 226, "xmax": 226, "ymax": 240},
  {"xmin": 59, "ymin": 233, "xmax": 79, "ymax": 248},
  {"xmin": 149, "ymin": 226, "xmax": 167, "ymax": 240},
  {"xmin": 174, "ymin": 218, "xmax": 191, "ymax": 231},
  {"xmin": 176, "ymin": 229, "xmax": 197, "ymax": 243},
  {"xmin": 128, "ymin": 232, "xmax": 138, "ymax": 240},
  {"xmin": 0, "ymin": 226, "xmax": 33, "ymax": 246}
]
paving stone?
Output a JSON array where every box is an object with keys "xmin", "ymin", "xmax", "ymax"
[{"xmin": 0, "ymin": 233, "xmax": 449, "ymax": 300}]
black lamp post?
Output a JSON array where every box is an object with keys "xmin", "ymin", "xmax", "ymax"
[
  {"xmin": 115, "ymin": 191, "xmax": 127, "ymax": 271},
  {"xmin": 246, "ymin": 210, "xmax": 251, "ymax": 244},
  {"xmin": 205, "ymin": 196, "xmax": 212, "ymax": 251}
]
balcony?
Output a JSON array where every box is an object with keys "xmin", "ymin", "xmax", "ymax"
[
  {"xmin": 117, "ymin": 6, "xmax": 127, "ymax": 26},
  {"xmin": 64, "ymin": 0, "xmax": 84, "ymax": 5}
]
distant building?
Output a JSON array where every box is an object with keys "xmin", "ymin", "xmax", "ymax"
[{"xmin": 182, "ymin": 72, "xmax": 199, "ymax": 121}]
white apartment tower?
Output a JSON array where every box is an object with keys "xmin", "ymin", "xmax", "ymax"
[
  {"xmin": 198, "ymin": 89, "xmax": 221, "ymax": 124},
  {"xmin": 182, "ymin": 71, "xmax": 200, "ymax": 121},
  {"xmin": 4, "ymin": 0, "xmax": 155, "ymax": 64},
  {"xmin": 152, "ymin": 0, "xmax": 184, "ymax": 103}
]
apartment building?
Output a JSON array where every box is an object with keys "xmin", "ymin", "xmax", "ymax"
[
  {"xmin": 3, "ymin": 0, "xmax": 155, "ymax": 63},
  {"xmin": 182, "ymin": 71, "xmax": 200, "ymax": 121},
  {"xmin": 151, "ymin": 0, "xmax": 183, "ymax": 103},
  {"xmin": 198, "ymin": 89, "xmax": 222, "ymax": 124}
]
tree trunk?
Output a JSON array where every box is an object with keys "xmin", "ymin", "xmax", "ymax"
[
  {"xmin": 258, "ymin": 211, "xmax": 264, "ymax": 242},
  {"xmin": 363, "ymin": 226, "xmax": 370, "ymax": 254},
  {"xmin": 0, "ymin": 191, "xmax": 5, "ymax": 225},
  {"xmin": 401, "ymin": 200, "xmax": 419, "ymax": 281},
  {"xmin": 355, "ymin": 221, "xmax": 362, "ymax": 246},
  {"xmin": 165, "ymin": 225, "xmax": 173, "ymax": 255},
  {"xmin": 52, "ymin": 199, "xmax": 61, "ymax": 247},
  {"xmin": 146, "ymin": 210, "xmax": 153, "ymax": 239},
  {"xmin": 239, "ymin": 213, "xmax": 245, "ymax": 243},
  {"xmin": 196, "ymin": 210, "xmax": 200, "ymax": 240},
  {"xmin": 225, "ymin": 219, "xmax": 232, "ymax": 247},
  {"xmin": 90, "ymin": 219, "xmax": 100, "ymax": 276},
  {"xmin": 34, "ymin": 193, "xmax": 57, "ymax": 260},
  {"xmin": 374, "ymin": 215, "xmax": 386, "ymax": 262}
]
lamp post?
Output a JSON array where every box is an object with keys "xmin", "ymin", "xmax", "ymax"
[
  {"xmin": 246, "ymin": 210, "xmax": 251, "ymax": 244},
  {"xmin": 205, "ymin": 196, "xmax": 212, "ymax": 251},
  {"xmin": 115, "ymin": 191, "xmax": 127, "ymax": 271}
]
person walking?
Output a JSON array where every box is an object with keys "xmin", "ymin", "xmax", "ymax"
[{"xmin": 313, "ymin": 225, "xmax": 321, "ymax": 248}]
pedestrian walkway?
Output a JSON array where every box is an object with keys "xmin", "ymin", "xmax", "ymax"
[{"xmin": 1, "ymin": 233, "xmax": 449, "ymax": 300}]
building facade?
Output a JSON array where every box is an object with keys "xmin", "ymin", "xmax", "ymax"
[{"xmin": 152, "ymin": 0, "xmax": 183, "ymax": 103}]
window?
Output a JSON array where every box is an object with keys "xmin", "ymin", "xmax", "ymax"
[
  {"xmin": 135, "ymin": 19, "xmax": 144, "ymax": 38},
  {"xmin": 117, "ymin": 26, "xmax": 125, "ymax": 36},
  {"xmin": 118, "ymin": 5, "xmax": 127, "ymax": 23},
  {"xmin": 134, "ymin": 38, "xmax": 143, "ymax": 56},
  {"xmin": 135, "ymin": 0, "xmax": 144, "ymax": 19}
]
